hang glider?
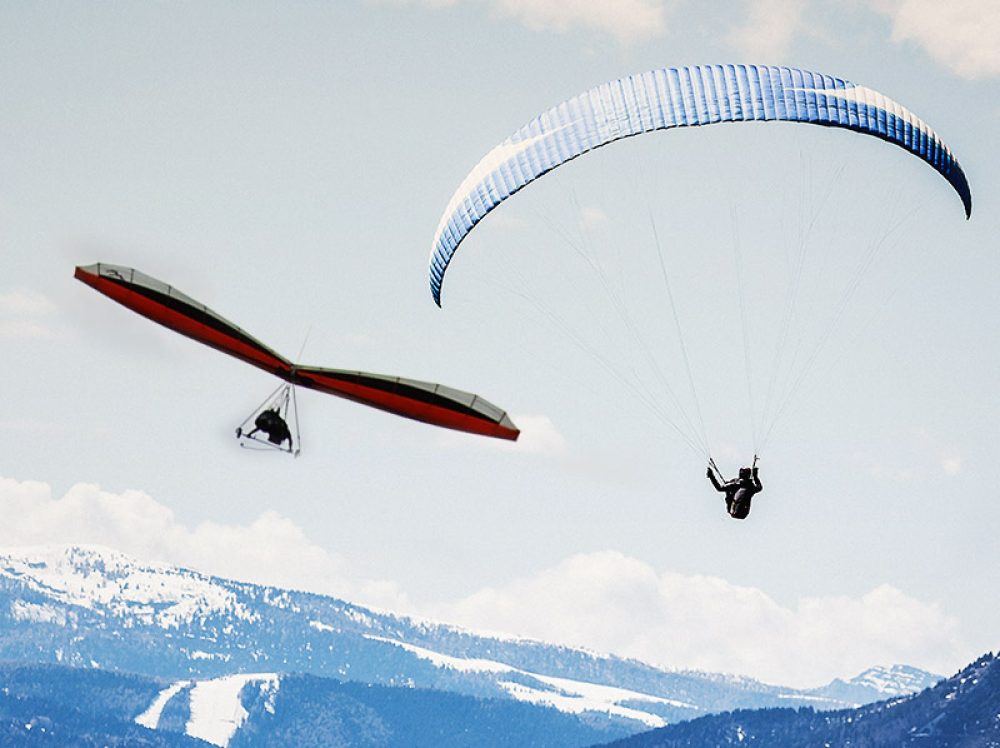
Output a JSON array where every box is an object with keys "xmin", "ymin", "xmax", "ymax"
[{"xmin": 75, "ymin": 263, "xmax": 520, "ymax": 445}]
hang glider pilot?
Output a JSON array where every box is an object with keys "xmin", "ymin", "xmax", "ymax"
[
  {"xmin": 707, "ymin": 463, "xmax": 762, "ymax": 520},
  {"xmin": 247, "ymin": 408, "xmax": 293, "ymax": 449}
]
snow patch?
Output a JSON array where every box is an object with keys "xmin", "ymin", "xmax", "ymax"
[
  {"xmin": 185, "ymin": 673, "xmax": 278, "ymax": 747},
  {"xmin": 777, "ymin": 692, "xmax": 845, "ymax": 704},
  {"xmin": 499, "ymin": 681, "xmax": 666, "ymax": 728},
  {"xmin": 189, "ymin": 650, "xmax": 231, "ymax": 662},
  {"xmin": 261, "ymin": 677, "xmax": 280, "ymax": 715},
  {"xmin": 365, "ymin": 635, "xmax": 515, "ymax": 674},
  {"xmin": 529, "ymin": 672, "xmax": 696, "ymax": 711},
  {"xmin": 135, "ymin": 680, "xmax": 190, "ymax": 729},
  {"xmin": 367, "ymin": 635, "xmax": 691, "ymax": 727},
  {"xmin": 10, "ymin": 600, "xmax": 67, "ymax": 625},
  {"xmin": 342, "ymin": 607, "xmax": 376, "ymax": 628}
]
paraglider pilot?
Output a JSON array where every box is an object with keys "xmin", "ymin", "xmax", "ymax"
[
  {"xmin": 247, "ymin": 407, "xmax": 293, "ymax": 449},
  {"xmin": 707, "ymin": 460, "xmax": 762, "ymax": 520}
]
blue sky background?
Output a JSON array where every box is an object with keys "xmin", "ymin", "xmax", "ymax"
[{"xmin": 2, "ymin": 0, "xmax": 998, "ymax": 687}]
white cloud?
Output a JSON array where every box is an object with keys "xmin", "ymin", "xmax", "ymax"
[
  {"xmin": 436, "ymin": 412, "xmax": 568, "ymax": 457},
  {"xmin": 852, "ymin": 430, "xmax": 963, "ymax": 481},
  {"xmin": 727, "ymin": 0, "xmax": 807, "ymax": 62},
  {"xmin": 0, "ymin": 290, "xmax": 56, "ymax": 316},
  {"xmin": 0, "ymin": 476, "xmax": 409, "ymax": 611},
  {"xmin": 429, "ymin": 550, "xmax": 963, "ymax": 687},
  {"xmin": 511, "ymin": 413, "xmax": 569, "ymax": 455},
  {"xmin": 493, "ymin": 0, "xmax": 669, "ymax": 43},
  {"xmin": 852, "ymin": 451, "xmax": 917, "ymax": 483},
  {"xmin": 0, "ymin": 290, "xmax": 58, "ymax": 339},
  {"xmin": 918, "ymin": 430, "xmax": 962, "ymax": 476},
  {"xmin": 578, "ymin": 205, "xmax": 609, "ymax": 231},
  {"xmin": 381, "ymin": 0, "xmax": 671, "ymax": 43},
  {"xmin": 0, "ymin": 475, "xmax": 966, "ymax": 687},
  {"xmin": 869, "ymin": 0, "xmax": 1000, "ymax": 78}
]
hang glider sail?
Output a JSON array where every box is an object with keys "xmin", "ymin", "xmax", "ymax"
[
  {"xmin": 429, "ymin": 63, "xmax": 971, "ymax": 305},
  {"xmin": 75, "ymin": 263, "xmax": 520, "ymax": 442}
]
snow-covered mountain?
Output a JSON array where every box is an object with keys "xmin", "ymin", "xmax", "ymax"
[
  {"xmin": 598, "ymin": 653, "xmax": 1000, "ymax": 747},
  {"xmin": 0, "ymin": 545, "xmax": 941, "ymax": 736},
  {"xmin": 808, "ymin": 664, "xmax": 941, "ymax": 706}
]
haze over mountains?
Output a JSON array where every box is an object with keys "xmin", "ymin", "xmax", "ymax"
[{"xmin": 0, "ymin": 545, "xmax": 948, "ymax": 746}]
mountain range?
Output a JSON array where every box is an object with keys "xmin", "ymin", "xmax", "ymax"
[{"xmin": 0, "ymin": 545, "xmax": 947, "ymax": 746}]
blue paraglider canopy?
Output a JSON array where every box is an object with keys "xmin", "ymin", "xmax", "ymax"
[{"xmin": 429, "ymin": 64, "xmax": 971, "ymax": 306}]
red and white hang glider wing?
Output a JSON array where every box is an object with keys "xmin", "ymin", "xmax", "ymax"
[
  {"xmin": 75, "ymin": 263, "xmax": 519, "ymax": 441},
  {"xmin": 75, "ymin": 263, "xmax": 291, "ymax": 375},
  {"xmin": 293, "ymin": 366, "xmax": 520, "ymax": 441}
]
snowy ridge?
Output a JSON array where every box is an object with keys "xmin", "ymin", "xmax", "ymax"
[
  {"xmin": 849, "ymin": 665, "xmax": 938, "ymax": 695},
  {"xmin": 367, "ymin": 634, "xmax": 697, "ymax": 727},
  {"xmin": 0, "ymin": 545, "xmax": 254, "ymax": 628},
  {"xmin": 803, "ymin": 663, "xmax": 943, "ymax": 707}
]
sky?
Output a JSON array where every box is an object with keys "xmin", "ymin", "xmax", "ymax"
[{"xmin": 2, "ymin": 0, "xmax": 999, "ymax": 689}]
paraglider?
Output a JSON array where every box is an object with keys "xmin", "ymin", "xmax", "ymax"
[
  {"xmin": 426, "ymin": 63, "xmax": 971, "ymax": 497},
  {"xmin": 707, "ymin": 459, "xmax": 763, "ymax": 520},
  {"xmin": 75, "ymin": 263, "xmax": 520, "ymax": 453}
]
